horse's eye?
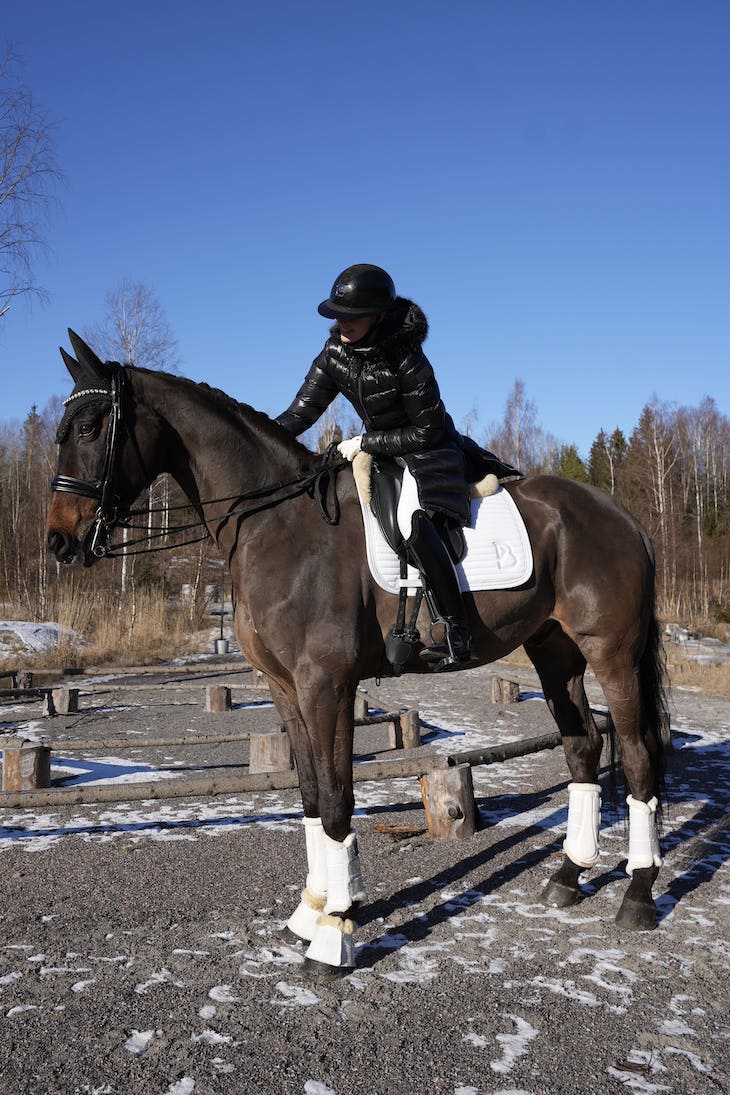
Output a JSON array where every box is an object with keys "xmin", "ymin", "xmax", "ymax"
[{"xmin": 77, "ymin": 421, "xmax": 98, "ymax": 439}]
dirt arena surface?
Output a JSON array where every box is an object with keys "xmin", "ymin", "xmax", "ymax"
[{"xmin": 1, "ymin": 657, "xmax": 728, "ymax": 1095}]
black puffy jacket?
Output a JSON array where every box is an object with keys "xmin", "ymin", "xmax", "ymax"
[{"xmin": 276, "ymin": 298, "xmax": 472, "ymax": 524}]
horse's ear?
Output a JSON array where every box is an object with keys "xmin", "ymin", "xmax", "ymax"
[
  {"xmin": 59, "ymin": 346, "xmax": 84, "ymax": 385},
  {"xmin": 67, "ymin": 329, "xmax": 115, "ymax": 385}
]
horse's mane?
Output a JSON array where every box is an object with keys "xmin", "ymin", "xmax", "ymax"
[{"xmin": 132, "ymin": 364, "xmax": 318, "ymax": 466}]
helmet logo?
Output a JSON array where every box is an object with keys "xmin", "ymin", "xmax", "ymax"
[{"xmin": 334, "ymin": 283, "xmax": 347, "ymax": 298}]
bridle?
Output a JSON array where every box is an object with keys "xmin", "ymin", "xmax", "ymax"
[
  {"xmin": 51, "ymin": 364, "xmax": 128, "ymax": 564},
  {"xmin": 51, "ymin": 363, "xmax": 347, "ymax": 566}
]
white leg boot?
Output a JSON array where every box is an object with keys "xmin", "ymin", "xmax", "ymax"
[
  {"xmin": 304, "ymin": 915, "xmax": 356, "ymax": 973},
  {"xmin": 563, "ymin": 782, "xmax": 601, "ymax": 868},
  {"xmin": 304, "ymin": 830, "xmax": 366, "ymax": 974},
  {"xmin": 322, "ymin": 830, "xmax": 367, "ymax": 915},
  {"xmin": 286, "ymin": 817, "xmax": 327, "ymax": 942},
  {"xmin": 626, "ymin": 795, "xmax": 663, "ymax": 875}
]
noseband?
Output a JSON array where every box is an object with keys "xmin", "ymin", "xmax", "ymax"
[{"xmin": 51, "ymin": 364, "xmax": 127, "ymax": 563}]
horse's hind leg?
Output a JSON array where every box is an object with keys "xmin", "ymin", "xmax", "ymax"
[
  {"xmin": 524, "ymin": 622, "xmax": 604, "ymax": 909},
  {"xmin": 590, "ymin": 654, "xmax": 664, "ymax": 931}
]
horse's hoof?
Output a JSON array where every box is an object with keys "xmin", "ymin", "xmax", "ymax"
[
  {"xmin": 280, "ymin": 926, "xmax": 306, "ymax": 946},
  {"xmin": 303, "ymin": 956, "xmax": 354, "ymax": 980},
  {"xmin": 542, "ymin": 879, "xmax": 582, "ymax": 908},
  {"xmin": 615, "ymin": 898, "xmax": 657, "ymax": 931}
]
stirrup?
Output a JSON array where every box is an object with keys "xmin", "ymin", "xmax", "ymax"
[
  {"xmin": 420, "ymin": 621, "xmax": 475, "ymax": 671},
  {"xmin": 428, "ymin": 648, "xmax": 478, "ymax": 673}
]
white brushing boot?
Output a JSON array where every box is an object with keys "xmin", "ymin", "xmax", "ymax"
[{"xmin": 285, "ymin": 817, "xmax": 328, "ymax": 943}]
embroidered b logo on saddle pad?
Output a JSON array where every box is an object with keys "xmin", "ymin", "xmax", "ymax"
[{"xmin": 358, "ymin": 470, "xmax": 534, "ymax": 595}]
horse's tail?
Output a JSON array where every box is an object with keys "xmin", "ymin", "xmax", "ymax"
[
  {"xmin": 638, "ymin": 590, "xmax": 672, "ymax": 819},
  {"xmin": 603, "ymin": 600, "xmax": 670, "ymax": 824}
]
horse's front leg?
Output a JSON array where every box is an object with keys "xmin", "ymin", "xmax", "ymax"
[
  {"xmin": 266, "ymin": 680, "xmax": 329, "ymax": 945},
  {"xmin": 268, "ymin": 671, "xmax": 365, "ymax": 974},
  {"xmin": 294, "ymin": 667, "xmax": 365, "ymax": 977}
]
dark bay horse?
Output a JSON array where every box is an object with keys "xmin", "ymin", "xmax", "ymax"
[{"xmin": 47, "ymin": 333, "xmax": 670, "ymax": 975}]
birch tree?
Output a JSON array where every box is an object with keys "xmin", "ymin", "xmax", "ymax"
[
  {"xmin": 83, "ymin": 280, "xmax": 179, "ymax": 371},
  {"xmin": 588, "ymin": 428, "xmax": 627, "ymax": 494},
  {"xmin": 485, "ymin": 378, "xmax": 558, "ymax": 474},
  {"xmin": 84, "ymin": 281, "xmax": 180, "ymax": 594}
]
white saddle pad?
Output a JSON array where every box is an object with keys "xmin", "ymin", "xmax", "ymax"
[{"xmin": 358, "ymin": 469, "xmax": 533, "ymax": 595}]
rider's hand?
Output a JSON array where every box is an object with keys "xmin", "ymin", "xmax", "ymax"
[{"xmin": 337, "ymin": 436, "xmax": 362, "ymax": 461}]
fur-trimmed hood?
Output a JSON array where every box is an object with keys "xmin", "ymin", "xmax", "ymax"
[{"xmin": 329, "ymin": 298, "xmax": 428, "ymax": 366}]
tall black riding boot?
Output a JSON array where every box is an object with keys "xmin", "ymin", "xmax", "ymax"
[{"xmin": 405, "ymin": 514, "xmax": 474, "ymax": 672}]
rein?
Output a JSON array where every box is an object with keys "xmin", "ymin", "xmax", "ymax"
[
  {"xmin": 51, "ymin": 365, "xmax": 347, "ymax": 562},
  {"xmin": 103, "ymin": 458, "xmax": 346, "ymax": 559}
]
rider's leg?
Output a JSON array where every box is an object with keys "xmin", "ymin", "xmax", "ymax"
[{"xmin": 406, "ymin": 512, "xmax": 473, "ymax": 670}]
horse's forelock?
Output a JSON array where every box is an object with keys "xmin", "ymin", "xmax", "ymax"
[{"xmin": 55, "ymin": 390, "xmax": 112, "ymax": 443}]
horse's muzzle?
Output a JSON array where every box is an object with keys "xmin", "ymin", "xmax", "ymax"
[{"xmin": 47, "ymin": 529, "xmax": 80, "ymax": 565}]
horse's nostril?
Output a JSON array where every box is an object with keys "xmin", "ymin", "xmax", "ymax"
[{"xmin": 47, "ymin": 530, "xmax": 77, "ymax": 563}]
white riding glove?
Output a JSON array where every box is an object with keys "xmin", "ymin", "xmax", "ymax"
[{"xmin": 337, "ymin": 435, "xmax": 362, "ymax": 462}]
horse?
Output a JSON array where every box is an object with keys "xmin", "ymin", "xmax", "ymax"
[{"xmin": 47, "ymin": 331, "xmax": 670, "ymax": 976}]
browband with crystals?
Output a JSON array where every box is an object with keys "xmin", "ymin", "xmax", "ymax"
[{"xmin": 62, "ymin": 387, "xmax": 112, "ymax": 406}]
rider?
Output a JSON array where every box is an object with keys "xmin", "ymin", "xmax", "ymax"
[{"xmin": 276, "ymin": 263, "xmax": 493, "ymax": 671}]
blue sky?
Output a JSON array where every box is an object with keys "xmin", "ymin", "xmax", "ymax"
[{"xmin": 1, "ymin": 0, "xmax": 728, "ymax": 459}]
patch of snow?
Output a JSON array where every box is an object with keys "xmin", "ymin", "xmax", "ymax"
[
  {"xmin": 165, "ymin": 1080, "xmax": 195, "ymax": 1095},
  {"xmin": 490, "ymin": 1013, "xmax": 540, "ymax": 1074},
  {"xmin": 0, "ymin": 620, "xmax": 81, "ymax": 655},
  {"xmin": 192, "ymin": 1029, "xmax": 234, "ymax": 1046},
  {"xmin": 123, "ymin": 1028, "xmax": 158, "ymax": 1055},
  {"xmin": 208, "ymin": 984, "xmax": 240, "ymax": 1003},
  {"xmin": 273, "ymin": 980, "xmax": 320, "ymax": 1007}
]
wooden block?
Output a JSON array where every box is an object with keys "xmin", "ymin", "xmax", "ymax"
[
  {"xmin": 386, "ymin": 709, "xmax": 420, "ymax": 750},
  {"xmin": 249, "ymin": 729, "xmax": 293, "ymax": 774},
  {"xmin": 205, "ymin": 685, "xmax": 232, "ymax": 712},
  {"xmin": 418, "ymin": 763, "xmax": 476, "ymax": 840},
  {"xmin": 52, "ymin": 688, "xmax": 79, "ymax": 715},
  {"xmin": 41, "ymin": 691, "xmax": 56, "ymax": 717},
  {"xmin": 489, "ymin": 676, "xmax": 520, "ymax": 703},
  {"xmin": 2, "ymin": 740, "xmax": 52, "ymax": 791},
  {"xmin": 399, "ymin": 708, "xmax": 421, "ymax": 749},
  {"xmin": 385, "ymin": 719, "xmax": 400, "ymax": 749},
  {"xmin": 354, "ymin": 694, "xmax": 369, "ymax": 720},
  {"xmin": 14, "ymin": 671, "xmax": 34, "ymax": 690}
]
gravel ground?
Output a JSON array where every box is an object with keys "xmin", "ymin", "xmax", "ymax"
[{"xmin": 0, "ymin": 657, "xmax": 728, "ymax": 1095}]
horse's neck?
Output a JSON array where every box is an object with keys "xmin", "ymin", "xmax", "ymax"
[{"xmin": 136, "ymin": 369, "xmax": 302, "ymax": 513}]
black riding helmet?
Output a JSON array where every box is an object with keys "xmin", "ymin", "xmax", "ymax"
[{"xmin": 318, "ymin": 264, "xmax": 396, "ymax": 319}]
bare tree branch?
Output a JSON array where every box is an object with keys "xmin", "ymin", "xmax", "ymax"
[
  {"xmin": 485, "ymin": 378, "xmax": 558, "ymax": 474},
  {"xmin": 83, "ymin": 279, "xmax": 180, "ymax": 371},
  {"xmin": 0, "ymin": 47, "xmax": 62, "ymax": 317}
]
